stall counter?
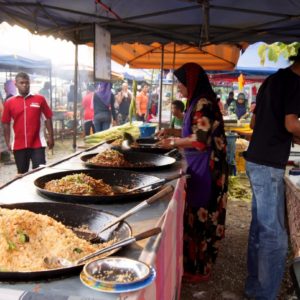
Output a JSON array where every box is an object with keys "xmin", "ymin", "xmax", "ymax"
[{"xmin": 0, "ymin": 143, "xmax": 185, "ymax": 300}]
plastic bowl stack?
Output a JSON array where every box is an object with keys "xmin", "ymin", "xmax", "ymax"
[{"xmin": 138, "ymin": 124, "xmax": 157, "ymax": 138}]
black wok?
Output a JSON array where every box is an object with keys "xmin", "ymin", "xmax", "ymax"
[
  {"xmin": 34, "ymin": 169, "xmax": 162, "ymax": 204},
  {"xmin": 81, "ymin": 151, "xmax": 176, "ymax": 171},
  {"xmin": 0, "ymin": 202, "xmax": 131, "ymax": 281}
]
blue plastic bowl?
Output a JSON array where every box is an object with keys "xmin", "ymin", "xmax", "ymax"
[{"xmin": 139, "ymin": 124, "xmax": 157, "ymax": 138}]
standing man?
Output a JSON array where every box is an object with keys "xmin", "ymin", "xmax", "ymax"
[
  {"xmin": 1, "ymin": 72, "xmax": 54, "ymax": 174},
  {"xmin": 244, "ymin": 50, "xmax": 300, "ymax": 300},
  {"xmin": 136, "ymin": 83, "xmax": 149, "ymax": 122}
]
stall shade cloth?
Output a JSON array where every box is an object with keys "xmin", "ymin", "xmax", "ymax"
[
  {"xmin": 111, "ymin": 42, "xmax": 241, "ymax": 70},
  {"xmin": 0, "ymin": 1, "xmax": 298, "ymax": 45}
]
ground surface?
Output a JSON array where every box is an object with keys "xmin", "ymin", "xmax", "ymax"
[{"xmin": 0, "ymin": 138, "xmax": 298, "ymax": 300}]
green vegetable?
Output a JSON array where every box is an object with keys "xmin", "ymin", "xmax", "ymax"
[
  {"xmin": 19, "ymin": 233, "xmax": 30, "ymax": 243},
  {"xmin": 7, "ymin": 240, "xmax": 16, "ymax": 251},
  {"xmin": 73, "ymin": 247, "xmax": 83, "ymax": 253}
]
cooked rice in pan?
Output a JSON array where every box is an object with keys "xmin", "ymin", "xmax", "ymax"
[
  {"xmin": 0, "ymin": 208, "xmax": 113, "ymax": 271},
  {"xmin": 44, "ymin": 173, "xmax": 114, "ymax": 196}
]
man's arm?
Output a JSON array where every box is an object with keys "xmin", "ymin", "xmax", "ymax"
[
  {"xmin": 250, "ymin": 114, "xmax": 256, "ymax": 129},
  {"xmin": 136, "ymin": 95, "xmax": 141, "ymax": 116},
  {"xmin": 45, "ymin": 118, "xmax": 54, "ymax": 149},
  {"xmin": 285, "ymin": 114, "xmax": 300, "ymax": 137},
  {"xmin": 3, "ymin": 123, "xmax": 11, "ymax": 151}
]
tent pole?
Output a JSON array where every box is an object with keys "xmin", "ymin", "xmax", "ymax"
[
  {"xmin": 72, "ymin": 38, "xmax": 79, "ymax": 151},
  {"xmin": 158, "ymin": 44, "xmax": 164, "ymax": 130},
  {"xmin": 170, "ymin": 42, "xmax": 176, "ymax": 124},
  {"xmin": 49, "ymin": 65, "xmax": 53, "ymax": 109}
]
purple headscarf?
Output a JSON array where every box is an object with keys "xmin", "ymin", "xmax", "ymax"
[
  {"xmin": 4, "ymin": 80, "xmax": 17, "ymax": 97},
  {"xmin": 95, "ymin": 82, "xmax": 112, "ymax": 106}
]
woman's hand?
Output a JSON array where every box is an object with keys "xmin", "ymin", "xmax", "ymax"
[
  {"xmin": 156, "ymin": 138, "xmax": 177, "ymax": 149},
  {"xmin": 156, "ymin": 128, "xmax": 168, "ymax": 139}
]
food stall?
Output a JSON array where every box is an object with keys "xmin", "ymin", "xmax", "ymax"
[{"xmin": 0, "ymin": 141, "xmax": 185, "ymax": 300}]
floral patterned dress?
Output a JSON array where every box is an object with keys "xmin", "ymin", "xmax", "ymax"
[{"xmin": 182, "ymin": 96, "xmax": 228, "ymax": 276}]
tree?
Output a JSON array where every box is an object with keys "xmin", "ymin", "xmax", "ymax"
[{"xmin": 258, "ymin": 42, "xmax": 300, "ymax": 65}]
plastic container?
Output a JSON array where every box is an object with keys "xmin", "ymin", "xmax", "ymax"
[
  {"xmin": 226, "ymin": 132, "xmax": 238, "ymax": 176},
  {"xmin": 138, "ymin": 124, "xmax": 157, "ymax": 138}
]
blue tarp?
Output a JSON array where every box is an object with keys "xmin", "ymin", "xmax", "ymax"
[{"xmin": 0, "ymin": 51, "xmax": 51, "ymax": 74}]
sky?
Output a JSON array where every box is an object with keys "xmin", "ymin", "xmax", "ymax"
[{"xmin": 0, "ymin": 22, "xmax": 92, "ymax": 67}]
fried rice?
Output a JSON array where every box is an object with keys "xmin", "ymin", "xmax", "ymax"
[{"xmin": 0, "ymin": 208, "xmax": 113, "ymax": 271}]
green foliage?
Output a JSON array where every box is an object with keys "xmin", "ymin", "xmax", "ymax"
[{"xmin": 258, "ymin": 42, "xmax": 300, "ymax": 65}]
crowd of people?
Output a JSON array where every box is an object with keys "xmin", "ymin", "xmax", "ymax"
[{"xmin": 1, "ymin": 50, "xmax": 300, "ymax": 300}]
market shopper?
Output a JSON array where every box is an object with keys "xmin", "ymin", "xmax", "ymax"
[
  {"xmin": 81, "ymin": 83, "xmax": 95, "ymax": 136},
  {"xmin": 136, "ymin": 83, "xmax": 149, "ymax": 122},
  {"xmin": 158, "ymin": 63, "xmax": 228, "ymax": 282},
  {"xmin": 93, "ymin": 82, "xmax": 117, "ymax": 132},
  {"xmin": 4, "ymin": 79, "xmax": 17, "ymax": 102},
  {"xmin": 1, "ymin": 72, "xmax": 54, "ymax": 174},
  {"xmin": 116, "ymin": 82, "xmax": 132, "ymax": 124},
  {"xmin": 244, "ymin": 50, "xmax": 300, "ymax": 300}
]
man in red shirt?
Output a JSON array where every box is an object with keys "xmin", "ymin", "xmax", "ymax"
[
  {"xmin": 1, "ymin": 72, "xmax": 54, "ymax": 174},
  {"xmin": 81, "ymin": 84, "xmax": 95, "ymax": 136}
]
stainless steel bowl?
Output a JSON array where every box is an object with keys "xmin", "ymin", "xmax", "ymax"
[{"xmin": 83, "ymin": 257, "xmax": 151, "ymax": 288}]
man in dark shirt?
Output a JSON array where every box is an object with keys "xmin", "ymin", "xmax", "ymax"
[{"xmin": 244, "ymin": 50, "xmax": 300, "ymax": 300}]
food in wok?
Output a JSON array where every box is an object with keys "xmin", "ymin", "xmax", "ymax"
[
  {"xmin": 0, "ymin": 208, "xmax": 114, "ymax": 272},
  {"xmin": 87, "ymin": 149, "xmax": 153, "ymax": 168},
  {"xmin": 44, "ymin": 173, "xmax": 114, "ymax": 196}
]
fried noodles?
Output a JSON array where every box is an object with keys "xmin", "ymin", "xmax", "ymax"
[{"xmin": 44, "ymin": 173, "xmax": 114, "ymax": 196}]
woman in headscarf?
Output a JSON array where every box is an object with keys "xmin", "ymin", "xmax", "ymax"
[
  {"xmin": 159, "ymin": 63, "xmax": 228, "ymax": 282},
  {"xmin": 231, "ymin": 92, "xmax": 249, "ymax": 120},
  {"xmin": 93, "ymin": 82, "xmax": 117, "ymax": 132},
  {"xmin": 4, "ymin": 79, "xmax": 16, "ymax": 102}
]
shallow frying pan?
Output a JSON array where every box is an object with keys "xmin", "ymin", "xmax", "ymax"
[
  {"xmin": 80, "ymin": 151, "xmax": 177, "ymax": 171},
  {"xmin": 0, "ymin": 202, "xmax": 131, "ymax": 281},
  {"xmin": 34, "ymin": 169, "xmax": 162, "ymax": 204}
]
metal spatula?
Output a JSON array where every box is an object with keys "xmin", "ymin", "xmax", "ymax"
[{"xmin": 74, "ymin": 185, "xmax": 173, "ymax": 243}]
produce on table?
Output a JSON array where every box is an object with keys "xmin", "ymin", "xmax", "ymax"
[{"xmin": 84, "ymin": 122, "xmax": 141, "ymax": 146}]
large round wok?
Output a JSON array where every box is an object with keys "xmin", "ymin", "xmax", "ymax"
[
  {"xmin": 0, "ymin": 202, "xmax": 131, "ymax": 281},
  {"xmin": 34, "ymin": 169, "xmax": 162, "ymax": 204},
  {"xmin": 80, "ymin": 151, "xmax": 177, "ymax": 171}
]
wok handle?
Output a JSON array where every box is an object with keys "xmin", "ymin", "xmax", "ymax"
[
  {"xmin": 77, "ymin": 227, "xmax": 161, "ymax": 265},
  {"xmin": 134, "ymin": 227, "xmax": 162, "ymax": 241},
  {"xmin": 146, "ymin": 185, "xmax": 174, "ymax": 204},
  {"xmin": 99, "ymin": 186, "xmax": 172, "ymax": 233}
]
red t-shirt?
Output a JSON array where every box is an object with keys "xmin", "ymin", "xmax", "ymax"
[
  {"xmin": 2, "ymin": 94, "xmax": 53, "ymax": 150},
  {"xmin": 82, "ymin": 92, "xmax": 94, "ymax": 121}
]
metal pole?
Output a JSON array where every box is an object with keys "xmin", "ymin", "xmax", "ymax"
[
  {"xmin": 170, "ymin": 42, "xmax": 176, "ymax": 123},
  {"xmin": 49, "ymin": 65, "xmax": 53, "ymax": 109},
  {"xmin": 158, "ymin": 44, "xmax": 164, "ymax": 130},
  {"xmin": 72, "ymin": 38, "xmax": 79, "ymax": 151}
]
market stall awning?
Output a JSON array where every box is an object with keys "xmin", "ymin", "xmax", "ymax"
[
  {"xmin": 111, "ymin": 42, "xmax": 241, "ymax": 70},
  {"xmin": 0, "ymin": 1, "xmax": 298, "ymax": 46},
  {"xmin": 0, "ymin": 49, "xmax": 51, "ymax": 74}
]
